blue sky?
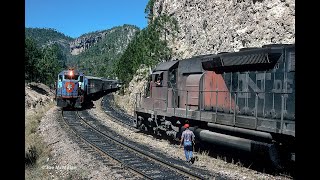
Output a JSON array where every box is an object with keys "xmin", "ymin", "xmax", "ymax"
[{"xmin": 25, "ymin": 0, "xmax": 149, "ymax": 38}]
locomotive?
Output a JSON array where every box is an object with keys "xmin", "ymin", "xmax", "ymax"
[
  {"xmin": 134, "ymin": 44, "xmax": 295, "ymax": 167},
  {"xmin": 56, "ymin": 68, "xmax": 121, "ymax": 108}
]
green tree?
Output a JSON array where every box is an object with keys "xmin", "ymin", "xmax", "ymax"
[
  {"xmin": 25, "ymin": 37, "xmax": 42, "ymax": 82},
  {"xmin": 25, "ymin": 36, "xmax": 66, "ymax": 85},
  {"xmin": 145, "ymin": 0, "xmax": 155, "ymax": 21},
  {"xmin": 25, "ymin": 27, "xmax": 73, "ymax": 46},
  {"xmin": 114, "ymin": 13, "xmax": 178, "ymax": 85},
  {"xmin": 38, "ymin": 44, "xmax": 65, "ymax": 85}
]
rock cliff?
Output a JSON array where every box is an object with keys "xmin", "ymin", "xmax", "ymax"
[
  {"xmin": 69, "ymin": 25, "xmax": 139, "ymax": 55},
  {"xmin": 153, "ymin": 0, "xmax": 295, "ymax": 59}
]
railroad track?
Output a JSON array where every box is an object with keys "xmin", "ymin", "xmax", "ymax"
[
  {"xmin": 57, "ymin": 110, "xmax": 142, "ymax": 179},
  {"xmin": 101, "ymin": 94, "xmax": 134, "ymax": 127},
  {"xmin": 61, "ymin": 109, "xmax": 218, "ymax": 179}
]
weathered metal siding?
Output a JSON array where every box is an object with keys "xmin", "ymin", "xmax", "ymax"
[
  {"xmin": 201, "ymin": 71, "xmax": 235, "ymax": 113},
  {"xmin": 228, "ymin": 55, "xmax": 295, "ymax": 121},
  {"xmin": 185, "ymin": 74, "xmax": 202, "ymax": 110},
  {"xmin": 151, "ymin": 85, "xmax": 167, "ymax": 111},
  {"xmin": 199, "ymin": 45, "xmax": 295, "ymax": 133},
  {"xmin": 141, "ymin": 71, "xmax": 169, "ymax": 112}
]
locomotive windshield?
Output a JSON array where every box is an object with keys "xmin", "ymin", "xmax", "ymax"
[{"xmin": 64, "ymin": 74, "xmax": 79, "ymax": 80}]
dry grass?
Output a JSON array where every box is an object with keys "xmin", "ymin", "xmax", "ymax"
[{"xmin": 25, "ymin": 103, "xmax": 54, "ymax": 179}]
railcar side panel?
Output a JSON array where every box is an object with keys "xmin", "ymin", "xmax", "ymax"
[{"xmin": 202, "ymin": 71, "xmax": 235, "ymax": 113}]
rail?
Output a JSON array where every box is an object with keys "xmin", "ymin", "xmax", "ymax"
[{"xmin": 61, "ymin": 109, "xmax": 209, "ymax": 179}]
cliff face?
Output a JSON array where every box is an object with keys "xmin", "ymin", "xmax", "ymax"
[
  {"xmin": 152, "ymin": 0, "xmax": 295, "ymax": 59},
  {"xmin": 69, "ymin": 25, "xmax": 138, "ymax": 55},
  {"xmin": 69, "ymin": 34, "xmax": 102, "ymax": 55}
]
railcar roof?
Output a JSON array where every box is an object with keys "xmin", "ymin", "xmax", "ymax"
[
  {"xmin": 178, "ymin": 54, "xmax": 216, "ymax": 74},
  {"xmin": 153, "ymin": 54, "xmax": 216, "ymax": 74},
  {"xmin": 85, "ymin": 75, "xmax": 102, "ymax": 80},
  {"xmin": 202, "ymin": 44, "xmax": 294, "ymax": 73},
  {"xmin": 102, "ymin": 79, "xmax": 117, "ymax": 82},
  {"xmin": 153, "ymin": 60, "xmax": 179, "ymax": 72}
]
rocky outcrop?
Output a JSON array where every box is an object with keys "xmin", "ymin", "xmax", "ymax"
[
  {"xmin": 25, "ymin": 82, "xmax": 55, "ymax": 110},
  {"xmin": 114, "ymin": 65, "xmax": 151, "ymax": 116},
  {"xmin": 69, "ymin": 26, "xmax": 139, "ymax": 55},
  {"xmin": 69, "ymin": 32, "xmax": 104, "ymax": 55},
  {"xmin": 153, "ymin": 0, "xmax": 295, "ymax": 59}
]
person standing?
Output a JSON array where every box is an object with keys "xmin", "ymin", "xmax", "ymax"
[{"xmin": 180, "ymin": 123, "xmax": 195, "ymax": 163}]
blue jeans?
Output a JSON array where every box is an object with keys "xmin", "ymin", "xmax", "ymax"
[{"xmin": 183, "ymin": 141, "xmax": 193, "ymax": 161}]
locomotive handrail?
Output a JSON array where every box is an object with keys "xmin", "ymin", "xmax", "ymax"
[
  {"xmin": 159, "ymin": 88, "xmax": 294, "ymax": 94},
  {"xmin": 135, "ymin": 87, "xmax": 294, "ymax": 122}
]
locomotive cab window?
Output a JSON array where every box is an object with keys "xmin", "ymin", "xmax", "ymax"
[
  {"xmin": 58, "ymin": 75, "xmax": 62, "ymax": 81},
  {"xmin": 154, "ymin": 72, "xmax": 163, "ymax": 87}
]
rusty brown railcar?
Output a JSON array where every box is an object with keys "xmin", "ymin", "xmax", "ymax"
[{"xmin": 134, "ymin": 44, "xmax": 295, "ymax": 168}]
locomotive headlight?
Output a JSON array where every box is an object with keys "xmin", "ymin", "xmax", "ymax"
[{"xmin": 69, "ymin": 71, "xmax": 73, "ymax": 76}]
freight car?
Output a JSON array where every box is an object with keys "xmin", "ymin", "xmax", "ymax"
[
  {"xmin": 56, "ymin": 68, "xmax": 121, "ymax": 108},
  {"xmin": 133, "ymin": 44, "xmax": 295, "ymax": 168}
]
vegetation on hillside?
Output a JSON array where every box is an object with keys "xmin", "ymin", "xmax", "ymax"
[
  {"xmin": 75, "ymin": 24, "xmax": 139, "ymax": 78},
  {"xmin": 25, "ymin": 27, "xmax": 73, "ymax": 46},
  {"xmin": 25, "ymin": 37, "xmax": 66, "ymax": 86},
  {"xmin": 114, "ymin": 12, "xmax": 178, "ymax": 85},
  {"xmin": 26, "ymin": 28, "xmax": 75, "ymax": 66}
]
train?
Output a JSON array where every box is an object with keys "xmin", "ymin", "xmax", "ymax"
[
  {"xmin": 56, "ymin": 68, "xmax": 121, "ymax": 108},
  {"xmin": 133, "ymin": 44, "xmax": 295, "ymax": 168}
]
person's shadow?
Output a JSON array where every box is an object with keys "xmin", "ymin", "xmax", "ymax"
[{"xmin": 190, "ymin": 156, "xmax": 198, "ymax": 164}]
